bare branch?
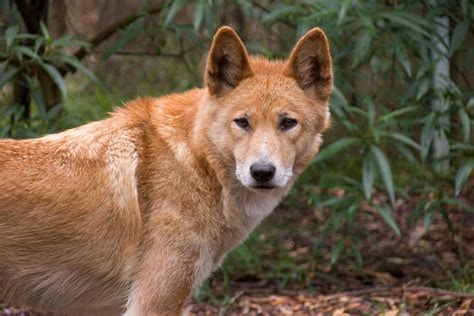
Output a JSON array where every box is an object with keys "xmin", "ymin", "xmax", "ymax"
[{"xmin": 73, "ymin": 4, "xmax": 165, "ymax": 62}]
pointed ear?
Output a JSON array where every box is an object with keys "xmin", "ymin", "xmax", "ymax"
[
  {"xmin": 205, "ymin": 26, "xmax": 254, "ymax": 95},
  {"xmin": 284, "ymin": 28, "xmax": 333, "ymax": 101}
]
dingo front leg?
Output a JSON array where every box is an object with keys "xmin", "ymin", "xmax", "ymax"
[{"xmin": 123, "ymin": 234, "xmax": 200, "ymax": 316}]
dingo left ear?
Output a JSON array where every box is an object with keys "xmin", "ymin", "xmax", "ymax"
[
  {"xmin": 285, "ymin": 28, "xmax": 333, "ymax": 101},
  {"xmin": 205, "ymin": 26, "xmax": 254, "ymax": 95}
]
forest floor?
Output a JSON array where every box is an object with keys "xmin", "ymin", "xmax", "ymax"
[
  {"xmin": 2, "ymin": 188, "xmax": 473, "ymax": 315},
  {"xmin": 187, "ymin": 187, "xmax": 474, "ymax": 315}
]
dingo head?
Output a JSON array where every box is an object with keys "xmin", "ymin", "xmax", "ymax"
[{"xmin": 202, "ymin": 26, "xmax": 333, "ymax": 191}]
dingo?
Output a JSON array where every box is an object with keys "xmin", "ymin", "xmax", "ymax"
[{"xmin": 0, "ymin": 26, "xmax": 333, "ymax": 315}]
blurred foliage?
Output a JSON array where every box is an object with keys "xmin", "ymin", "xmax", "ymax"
[
  {"xmin": 1, "ymin": 0, "xmax": 473, "ymax": 271},
  {"xmin": 0, "ymin": 23, "xmax": 95, "ymax": 137}
]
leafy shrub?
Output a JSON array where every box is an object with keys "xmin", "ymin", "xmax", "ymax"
[{"xmin": 0, "ymin": 23, "xmax": 94, "ymax": 137}]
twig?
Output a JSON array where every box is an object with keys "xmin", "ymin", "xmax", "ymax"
[
  {"xmin": 406, "ymin": 286, "xmax": 474, "ymax": 299},
  {"xmin": 73, "ymin": 4, "xmax": 165, "ymax": 61},
  {"xmin": 282, "ymin": 285, "xmax": 474, "ymax": 300},
  {"xmin": 90, "ymin": 49, "xmax": 182, "ymax": 58}
]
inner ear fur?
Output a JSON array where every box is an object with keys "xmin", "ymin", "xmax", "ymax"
[
  {"xmin": 284, "ymin": 28, "xmax": 333, "ymax": 101},
  {"xmin": 205, "ymin": 26, "xmax": 254, "ymax": 95}
]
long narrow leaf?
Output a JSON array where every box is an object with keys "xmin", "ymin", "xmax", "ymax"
[
  {"xmin": 371, "ymin": 145, "xmax": 395, "ymax": 204},
  {"xmin": 423, "ymin": 204, "xmax": 436, "ymax": 232},
  {"xmin": 313, "ymin": 138, "xmax": 361, "ymax": 164},
  {"xmin": 5, "ymin": 26, "xmax": 19, "ymax": 51},
  {"xmin": 376, "ymin": 204, "xmax": 401, "ymax": 236},
  {"xmin": 362, "ymin": 152, "xmax": 376, "ymax": 201},
  {"xmin": 420, "ymin": 113, "xmax": 436, "ymax": 161},
  {"xmin": 329, "ymin": 240, "xmax": 344, "ymax": 267},
  {"xmin": 455, "ymin": 159, "xmax": 474, "ymax": 196},
  {"xmin": 449, "ymin": 20, "xmax": 469, "ymax": 57},
  {"xmin": 40, "ymin": 63, "xmax": 67, "ymax": 98},
  {"xmin": 393, "ymin": 143, "xmax": 417, "ymax": 164},
  {"xmin": 14, "ymin": 46, "xmax": 40, "ymax": 60},
  {"xmin": 458, "ymin": 108, "xmax": 471, "ymax": 143},
  {"xmin": 439, "ymin": 208, "xmax": 454, "ymax": 235},
  {"xmin": 165, "ymin": 0, "xmax": 189, "ymax": 26},
  {"xmin": 378, "ymin": 106, "xmax": 417, "ymax": 126},
  {"xmin": 193, "ymin": 0, "xmax": 205, "ymax": 31},
  {"xmin": 102, "ymin": 18, "xmax": 144, "ymax": 59},
  {"xmin": 0, "ymin": 67, "xmax": 20, "ymax": 90},
  {"xmin": 54, "ymin": 54, "xmax": 97, "ymax": 81},
  {"xmin": 394, "ymin": 38, "xmax": 412, "ymax": 77},
  {"xmin": 381, "ymin": 131, "xmax": 420, "ymax": 151},
  {"xmin": 380, "ymin": 12, "xmax": 431, "ymax": 38}
]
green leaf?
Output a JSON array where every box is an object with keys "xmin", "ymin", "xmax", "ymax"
[
  {"xmin": 455, "ymin": 159, "xmax": 474, "ymax": 196},
  {"xmin": 102, "ymin": 17, "xmax": 144, "ymax": 59},
  {"xmin": 40, "ymin": 63, "xmax": 67, "ymax": 99},
  {"xmin": 420, "ymin": 113, "xmax": 436, "ymax": 161},
  {"xmin": 458, "ymin": 108, "xmax": 471, "ymax": 143},
  {"xmin": 47, "ymin": 103, "xmax": 63, "ymax": 120},
  {"xmin": 14, "ymin": 46, "xmax": 40, "ymax": 60},
  {"xmin": 443, "ymin": 197, "xmax": 474, "ymax": 213},
  {"xmin": 362, "ymin": 152, "xmax": 376, "ymax": 201},
  {"xmin": 352, "ymin": 31, "xmax": 372, "ymax": 68},
  {"xmin": 34, "ymin": 37, "xmax": 44, "ymax": 53},
  {"xmin": 367, "ymin": 99, "xmax": 375, "ymax": 127},
  {"xmin": 0, "ymin": 67, "xmax": 20, "ymax": 90},
  {"xmin": 313, "ymin": 137, "xmax": 361, "ymax": 164},
  {"xmin": 394, "ymin": 143, "xmax": 417, "ymax": 164},
  {"xmin": 439, "ymin": 208, "xmax": 454, "ymax": 235},
  {"xmin": 376, "ymin": 204, "xmax": 401, "ymax": 236},
  {"xmin": 331, "ymin": 85, "xmax": 349, "ymax": 108},
  {"xmin": 262, "ymin": 5, "xmax": 301, "ymax": 24},
  {"xmin": 346, "ymin": 201, "xmax": 360, "ymax": 221},
  {"xmin": 330, "ymin": 239, "xmax": 344, "ymax": 267},
  {"xmin": 337, "ymin": 0, "xmax": 352, "ymax": 26},
  {"xmin": 193, "ymin": 0, "xmax": 205, "ymax": 31},
  {"xmin": 380, "ymin": 12, "xmax": 431, "ymax": 38},
  {"xmin": 416, "ymin": 79, "xmax": 430, "ymax": 100},
  {"xmin": 39, "ymin": 21, "xmax": 51, "ymax": 42},
  {"xmin": 165, "ymin": 0, "xmax": 189, "ymax": 26},
  {"xmin": 52, "ymin": 35, "xmax": 91, "ymax": 48},
  {"xmin": 25, "ymin": 75, "xmax": 47, "ymax": 120},
  {"xmin": 449, "ymin": 20, "xmax": 469, "ymax": 57},
  {"xmin": 381, "ymin": 131, "xmax": 420, "ymax": 151},
  {"xmin": 350, "ymin": 241, "xmax": 363, "ymax": 269},
  {"xmin": 423, "ymin": 204, "xmax": 436, "ymax": 232},
  {"xmin": 5, "ymin": 26, "xmax": 19, "ymax": 51},
  {"xmin": 344, "ymin": 105, "xmax": 368, "ymax": 118},
  {"xmin": 378, "ymin": 106, "xmax": 417, "ymax": 126},
  {"xmin": 467, "ymin": 98, "xmax": 474, "ymax": 110},
  {"xmin": 54, "ymin": 53, "xmax": 97, "ymax": 81},
  {"xmin": 394, "ymin": 38, "xmax": 411, "ymax": 77},
  {"xmin": 371, "ymin": 145, "xmax": 395, "ymax": 204}
]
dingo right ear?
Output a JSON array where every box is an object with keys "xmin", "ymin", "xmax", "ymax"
[
  {"xmin": 284, "ymin": 28, "xmax": 333, "ymax": 101},
  {"xmin": 205, "ymin": 26, "xmax": 254, "ymax": 95}
]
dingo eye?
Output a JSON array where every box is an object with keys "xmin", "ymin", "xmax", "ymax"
[
  {"xmin": 234, "ymin": 117, "xmax": 249, "ymax": 130},
  {"xmin": 280, "ymin": 118, "xmax": 297, "ymax": 131}
]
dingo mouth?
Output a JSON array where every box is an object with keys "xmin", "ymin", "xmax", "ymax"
[{"xmin": 252, "ymin": 184, "xmax": 277, "ymax": 190}]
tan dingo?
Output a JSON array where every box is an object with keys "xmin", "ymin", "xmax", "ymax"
[{"xmin": 0, "ymin": 26, "xmax": 333, "ymax": 315}]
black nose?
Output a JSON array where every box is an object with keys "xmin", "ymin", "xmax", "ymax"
[{"xmin": 250, "ymin": 163, "xmax": 276, "ymax": 183}]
